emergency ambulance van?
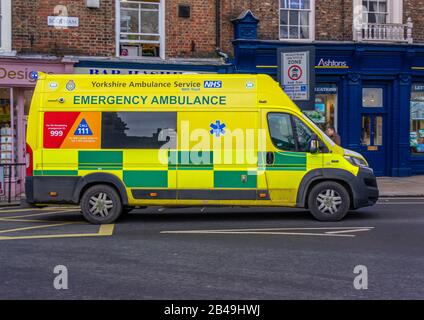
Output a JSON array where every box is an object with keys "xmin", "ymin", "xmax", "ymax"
[{"xmin": 25, "ymin": 73, "xmax": 378, "ymax": 224}]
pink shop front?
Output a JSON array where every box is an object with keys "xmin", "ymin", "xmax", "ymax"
[{"xmin": 0, "ymin": 58, "xmax": 73, "ymax": 201}]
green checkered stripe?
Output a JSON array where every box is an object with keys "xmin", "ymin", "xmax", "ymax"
[
  {"xmin": 258, "ymin": 151, "xmax": 307, "ymax": 171},
  {"xmin": 35, "ymin": 150, "xmax": 306, "ymax": 189}
]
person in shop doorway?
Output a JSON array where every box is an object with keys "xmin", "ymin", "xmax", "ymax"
[{"xmin": 326, "ymin": 126, "xmax": 341, "ymax": 146}]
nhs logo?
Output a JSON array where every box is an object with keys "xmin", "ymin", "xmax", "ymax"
[{"xmin": 204, "ymin": 80, "xmax": 222, "ymax": 88}]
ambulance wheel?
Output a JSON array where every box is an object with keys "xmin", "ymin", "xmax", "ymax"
[
  {"xmin": 81, "ymin": 184, "xmax": 123, "ymax": 224},
  {"xmin": 307, "ymin": 181, "xmax": 350, "ymax": 221}
]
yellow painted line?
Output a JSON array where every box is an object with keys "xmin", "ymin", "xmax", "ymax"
[
  {"xmin": 0, "ymin": 222, "xmax": 76, "ymax": 234},
  {"xmin": 256, "ymin": 65, "xmax": 277, "ymax": 68},
  {"xmin": 2, "ymin": 210, "xmax": 79, "ymax": 219},
  {"xmin": 0, "ymin": 207, "xmax": 78, "ymax": 213},
  {"xmin": 0, "ymin": 224, "xmax": 115, "ymax": 241},
  {"xmin": 99, "ymin": 224, "xmax": 115, "ymax": 235},
  {"xmin": 0, "ymin": 217, "xmax": 84, "ymax": 223}
]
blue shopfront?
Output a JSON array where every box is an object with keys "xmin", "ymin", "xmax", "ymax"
[{"xmin": 231, "ymin": 11, "xmax": 424, "ymax": 177}]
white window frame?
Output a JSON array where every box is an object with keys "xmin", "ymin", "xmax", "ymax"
[
  {"xmin": 115, "ymin": 0, "xmax": 165, "ymax": 59},
  {"xmin": 0, "ymin": 0, "xmax": 12, "ymax": 53},
  {"xmin": 353, "ymin": 0, "xmax": 403, "ymax": 40},
  {"xmin": 353, "ymin": 0, "xmax": 403, "ymax": 24},
  {"xmin": 279, "ymin": 0, "xmax": 315, "ymax": 42}
]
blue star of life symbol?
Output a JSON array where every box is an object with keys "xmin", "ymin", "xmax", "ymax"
[{"xmin": 210, "ymin": 120, "xmax": 226, "ymax": 137}]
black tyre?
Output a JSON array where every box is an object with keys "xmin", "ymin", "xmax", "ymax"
[
  {"xmin": 307, "ymin": 181, "xmax": 350, "ymax": 221},
  {"xmin": 81, "ymin": 184, "xmax": 123, "ymax": 224}
]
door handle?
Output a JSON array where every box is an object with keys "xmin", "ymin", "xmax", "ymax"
[{"xmin": 266, "ymin": 152, "xmax": 274, "ymax": 165}]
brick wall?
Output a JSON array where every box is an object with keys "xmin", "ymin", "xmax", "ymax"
[
  {"xmin": 165, "ymin": 1, "xmax": 217, "ymax": 58},
  {"xmin": 12, "ymin": 0, "xmax": 115, "ymax": 56},
  {"xmin": 404, "ymin": 0, "xmax": 424, "ymax": 43}
]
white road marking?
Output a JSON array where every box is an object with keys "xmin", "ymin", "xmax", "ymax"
[{"xmin": 161, "ymin": 227, "xmax": 374, "ymax": 237}]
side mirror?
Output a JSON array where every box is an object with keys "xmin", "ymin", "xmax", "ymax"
[{"xmin": 310, "ymin": 134, "xmax": 319, "ymax": 154}]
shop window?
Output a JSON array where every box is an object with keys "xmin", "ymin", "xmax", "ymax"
[
  {"xmin": 304, "ymin": 85, "xmax": 338, "ymax": 132},
  {"xmin": 410, "ymin": 84, "xmax": 424, "ymax": 155},
  {"xmin": 0, "ymin": 0, "xmax": 12, "ymax": 52},
  {"xmin": 363, "ymin": 88, "xmax": 383, "ymax": 107},
  {"xmin": 118, "ymin": 0, "xmax": 163, "ymax": 58},
  {"xmin": 101, "ymin": 112, "xmax": 176, "ymax": 149},
  {"xmin": 279, "ymin": 0, "xmax": 315, "ymax": 41},
  {"xmin": 0, "ymin": 87, "xmax": 14, "ymax": 165}
]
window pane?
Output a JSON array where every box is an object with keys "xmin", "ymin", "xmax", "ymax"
[
  {"xmin": 367, "ymin": 13, "xmax": 376, "ymax": 23},
  {"xmin": 289, "ymin": 10, "xmax": 299, "ymax": 25},
  {"xmin": 280, "ymin": 10, "xmax": 288, "ymax": 25},
  {"xmin": 363, "ymin": 88, "xmax": 383, "ymax": 107},
  {"xmin": 300, "ymin": 11, "xmax": 309, "ymax": 26},
  {"xmin": 410, "ymin": 84, "xmax": 424, "ymax": 154},
  {"xmin": 377, "ymin": 13, "xmax": 387, "ymax": 24},
  {"xmin": 368, "ymin": 1, "xmax": 378, "ymax": 12},
  {"xmin": 120, "ymin": 9, "xmax": 139, "ymax": 34},
  {"xmin": 301, "ymin": 0, "xmax": 310, "ymax": 9},
  {"xmin": 141, "ymin": 10, "xmax": 159, "ymax": 34},
  {"xmin": 289, "ymin": 26, "xmax": 299, "ymax": 38},
  {"xmin": 379, "ymin": 1, "xmax": 387, "ymax": 13},
  {"xmin": 293, "ymin": 117, "xmax": 313, "ymax": 152},
  {"xmin": 374, "ymin": 116, "xmax": 383, "ymax": 146},
  {"xmin": 361, "ymin": 116, "xmax": 371, "ymax": 146},
  {"xmin": 280, "ymin": 26, "xmax": 289, "ymax": 38},
  {"xmin": 280, "ymin": 0, "xmax": 290, "ymax": 9},
  {"xmin": 289, "ymin": 0, "xmax": 300, "ymax": 9},
  {"xmin": 300, "ymin": 25, "xmax": 309, "ymax": 39},
  {"xmin": 102, "ymin": 112, "xmax": 176, "ymax": 149},
  {"xmin": 267, "ymin": 113, "xmax": 296, "ymax": 151}
]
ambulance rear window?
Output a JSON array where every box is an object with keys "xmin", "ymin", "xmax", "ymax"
[{"xmin": 101, "ymin": 112, "xmax": 177, "ymax": 149}]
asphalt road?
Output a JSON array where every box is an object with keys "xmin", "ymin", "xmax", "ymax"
[{"xmin": 0, "ymin": 199, "xmax": 423, "ymax": 300}]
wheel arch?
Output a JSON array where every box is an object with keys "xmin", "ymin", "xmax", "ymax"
[
  {"xmin": 72, "ymin": 173, "xmax": 129, "ymax": 206},
  {"xmin": 296, "ymin": 169, "xmax": 358, "ymax": 209}
]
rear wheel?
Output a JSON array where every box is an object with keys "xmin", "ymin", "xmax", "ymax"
[
  {"xmin": 307, "ymin": 181, "xmax": 350, "ymax": 221},
  {"xmin": 81, "ymin": 184, "xmax": 123, "ymax": 224}
]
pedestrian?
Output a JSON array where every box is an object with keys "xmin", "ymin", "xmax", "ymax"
[{"xmin": 326, "ymin": 125, "xmax": 341, "ymax": 145}]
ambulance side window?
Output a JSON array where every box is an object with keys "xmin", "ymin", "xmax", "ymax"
[
  {"xmin": 267, "ymin": 113, "xmax": 296, "ymax": 152},
  {"xmin": 102, "ymin": 112, "xmax": 177, "ymax": 149}
]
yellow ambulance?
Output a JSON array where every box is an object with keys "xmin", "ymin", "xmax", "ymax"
[{"xmin": 25, "ymin": 73, "xmax": 378, "ymax": 224}]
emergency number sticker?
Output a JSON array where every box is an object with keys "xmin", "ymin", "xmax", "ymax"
[{"xmin": 43, "ymin": 112, "xmax": 101, "ymax": 149}]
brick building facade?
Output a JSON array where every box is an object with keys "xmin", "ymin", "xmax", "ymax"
[{"xmin": 4, "ymin": 0, "xmax": 424, "ymax": 59}]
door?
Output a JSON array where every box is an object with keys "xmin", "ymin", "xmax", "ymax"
[
  {"xmin": 360, "ymin": 86, "xmax": 388, "ymax": 176},
  {"xmin": 262, "ymin": 110, "xmax": 323, "ymax": 205}
]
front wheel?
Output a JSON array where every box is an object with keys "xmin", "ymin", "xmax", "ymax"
[
  {"xmin": 307, "ymin": 181, "xmax": 350, "ymax": 221},
  {"xmin": 81, "ymin": 184, "xmax": 123, "ymax": 224}
]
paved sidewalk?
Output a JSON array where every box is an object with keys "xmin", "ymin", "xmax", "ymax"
[{"xmin": 378, "ymin": 175, "xmax": 424, "ymax": 197}]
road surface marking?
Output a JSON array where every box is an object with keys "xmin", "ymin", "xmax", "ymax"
[
  {"xmin": 161, "ymin": 227, "xmax": 374, "ymax": 237},
  {"xmin": 0, "ymin": 210, "xmax": 78, "ymax": 219},
  {"xmin": 325, "ymin": 228, "xmax": 374, "ymax": 234},
  {"xmin": 0, "ymin": 222, "xmax": 75, "ymax": 234},
  {"xmin": 0, "ymin": 224, "xmax": 115, "ymax": 241}
]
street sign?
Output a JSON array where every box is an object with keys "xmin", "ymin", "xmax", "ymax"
[{"xmin": 278, "ymin": 47, "xmax": 315, "ymax": 110}]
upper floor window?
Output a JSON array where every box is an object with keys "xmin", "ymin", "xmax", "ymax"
[
  {"xmin": 118, "ymin": 0, "xmax": 164, "ymax": 58},
  {"xmin": 279, "ymin": 0, "xmax": 315, "ymax": 41},
  {"xmin": 0, "ymin": 0, "xmax": 12, "ymax": 52},
  {"xmin": 362, "ymin": 0, "xmax": 388, "ymax": 24}
]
